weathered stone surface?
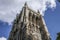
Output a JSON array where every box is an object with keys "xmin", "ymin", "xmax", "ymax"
[{"xmin": 8, "ymin": 3, "xmax": 50, "ymax": 40}]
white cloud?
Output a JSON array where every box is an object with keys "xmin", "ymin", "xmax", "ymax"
[
  {"xmin": 0, "ymin": 37, "xmax": 7, "ymax": 40},
  {"xmin": 0, "ymin": 0, "xmax": 56, "ymax": 24}
]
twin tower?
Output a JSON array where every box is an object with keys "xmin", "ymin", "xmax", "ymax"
[{"xmin": 8, "ymin": 3, "xmax": 50, "ymax": 40}]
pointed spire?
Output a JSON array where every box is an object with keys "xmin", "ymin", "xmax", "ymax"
[
  {"xmin": 37, "ymin": 10, "xmax": 40, "ymax": 13},
  {"xmin": 24, "ymin": 2, "xmax": 28, "ymax": 7},
  {"xmin": 24, "ymin": 2, "xmax": 27, "ymax": 6}
]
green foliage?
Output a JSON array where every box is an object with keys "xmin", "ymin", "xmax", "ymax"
[
  {"xmin": 58, "ymin": 0, "xmax": 60, "ymax": 2},
  {"xmin": 56, "ymin": 32, "xmax": 60, "ymax": 40}
]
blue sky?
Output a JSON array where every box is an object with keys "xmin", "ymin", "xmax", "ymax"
[
  {"xmin": 0, "ymin": 0, "xmax": 60, "ymax": 40},
  {"xmin": 44, "ymin": 1, "xmax": 60, "ymax": 40}
]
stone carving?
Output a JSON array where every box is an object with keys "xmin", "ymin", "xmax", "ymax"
[{"xmin": 8, "ymin": 3, "xmax": 50, "ymax": 40}]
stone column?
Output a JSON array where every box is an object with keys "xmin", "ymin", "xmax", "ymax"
[{"xmin": 34, "ymin": 14, "xmax": 36, "ymax": 24}]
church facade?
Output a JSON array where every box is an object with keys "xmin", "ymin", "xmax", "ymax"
[{"xmin": 8, "ymin": 3, "xmax": 50, "ymax": 40}]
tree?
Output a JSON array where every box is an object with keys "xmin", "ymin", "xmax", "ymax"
[
  {"xmin": 56, "ymin": 32, "xmax": 60, "ymax": 40},
  {"xmin": 58, "ymin": 0, "xmax": 60, "ymax": 2}
]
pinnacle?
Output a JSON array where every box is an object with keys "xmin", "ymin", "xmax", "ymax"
[
  {"xmin": 24, "ymin": 2, "xmax": 28, "ymax": 7},
  {"xmin": 37, "ymin": 10, "xmax": 40, "ymax": 13}
]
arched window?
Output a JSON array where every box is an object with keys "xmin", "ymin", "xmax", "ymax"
[
  {"xmin": 32, "ymin": 14, "xmax": 35, "ymax": 23},
  {"xmin": 36, "ymin": 16, "xmax": 38, "ymax": 25},
  {"xmin": 29, "ymin": 11, "xmax": 32, "ymax": 21}
]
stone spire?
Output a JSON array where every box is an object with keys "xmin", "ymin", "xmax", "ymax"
[
  {"xmin": 37, "ymin": 10, "xmax": 40, "ymax": 13},
  {"xmin": 24, "ymin": 2, "xmax": 28, "ymax": 8},
  {"xmin": 8, "ymin": 3, "xmax": 50, "ymax": 40}
]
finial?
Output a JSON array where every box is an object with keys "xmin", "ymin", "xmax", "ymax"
[
  {"xmin": 24, "ymin": 2, "xmax": 28, "ymax": 7},
  {"xmin": 37, "ymin": 10, "xmax": 40, "ymax": 13}
]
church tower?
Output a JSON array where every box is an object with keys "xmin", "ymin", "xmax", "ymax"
[{"xmin": 8, "ymin": 3, "xmax": 50, "ymax": 40}]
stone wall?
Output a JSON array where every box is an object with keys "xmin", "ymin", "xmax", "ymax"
[{"xmin": 8, "ymin": 3, "xmax": 50, "ymax": 40}]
